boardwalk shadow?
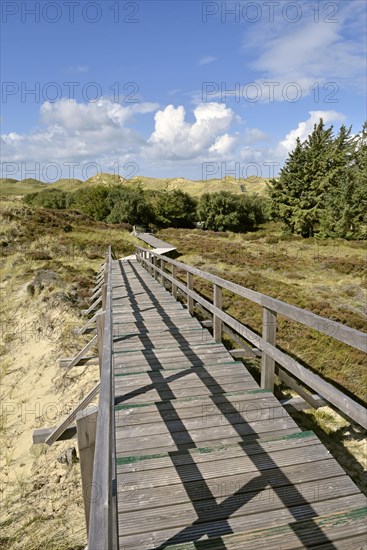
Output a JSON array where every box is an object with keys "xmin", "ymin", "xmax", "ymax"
[{"xmin": 115, "ymin": 260, "xmax": 338, "ymax": 549}]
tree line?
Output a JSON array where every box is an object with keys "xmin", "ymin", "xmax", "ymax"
[
  {"xmin": 269, "ymin": 120, "xmax": 367, "ymax": 239},
  {"xmin": 24, "ymin": 185, "xmax": 267, "ymax": 232}
]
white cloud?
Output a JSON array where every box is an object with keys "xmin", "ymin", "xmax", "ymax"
[
  {"xmin": 199, "ymin": 56, "xmax": 217, "ymax": 65},
  {"xmin": 209, "ymin": 133, "xmax": 239, "ymax": 155},
  {"xmin": 1, "ymin": 99, "xmax": 159, "ymax": 164},
  {"xmin": 0, "ymin": 99, "xmax": 349, "ymax": 182},
  {"xmin": 278, "ymin": 110, "xmax": 346, "ymax": 153},
  {"xmin": 243, "ymin": 2, "xmax": 366, "ymax": 100},
  {"xmin": 146, "ymin": 102, "xmax": 235, "ymax": 160},
  {"xmin": 243, "ymin": 128, "xmax": 268, "ymax": 145},
  {"xmin": 40, "ymin": 98, "xmax": 158, "ymax": 131}
]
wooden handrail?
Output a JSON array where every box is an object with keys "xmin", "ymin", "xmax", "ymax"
[
  {"xmin": 136, "ymin": 246, "xmax": 367, "ymax": 429},
  {"xmin": 136, "ymin": 246, "xmax": 366, "ymax": 352},
  {"xmin": 88, "ymin": 245, "xmax": 118, "ymax": 548}
]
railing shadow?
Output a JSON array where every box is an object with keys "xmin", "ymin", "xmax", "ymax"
[{"xmin": 114, "ymin": 259, "xmax": 338, "ymax": 549}]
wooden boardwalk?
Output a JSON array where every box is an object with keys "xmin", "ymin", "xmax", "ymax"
[
  {"xmin": 133, "ymin": 230, "xmax": 177, "ymax": 254},
  {"xmin": 111, "ymin": 258, "xmax": 367, "ymax": 549}
]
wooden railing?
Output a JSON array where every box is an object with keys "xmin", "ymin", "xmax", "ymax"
[
  {"xmin": 136, "ymin": 246, "xmax": 367, "ymax": 429},
  {"xmin": 88, "ymin": 245, "xmax": 119, "ymax": 549}
]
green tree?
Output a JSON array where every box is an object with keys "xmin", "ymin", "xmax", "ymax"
[
  {"xmin": 24, "ymin": 188, "xmax": 69, "ymax": 209},
  {"xmin": 68, "ymin": 185, "xmax": 110, "ymax": 220},
  {"xmin": 154, "ymin": 190, "xmax": 197, "ymax": 228},
  {"xmin": 270, "ymin": 119, "xmax": 367, "ymax": 239},
  {"xmin": 197, "ymin": 191, "xmax": 265, "ymax": 232},
  {"xmin": 319, "ymin": 123, "xmax": 367, "ymax": 238},
  {"xmin": 106, "ymin": 185, "xmax": 154, "ymax": 226}
]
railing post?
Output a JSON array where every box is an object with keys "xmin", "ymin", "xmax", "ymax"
[
  {"xmin": 161, "ymin": 259, "xmax": 166, "ymax": 287},
  {"xmin": 101, "ymin": 284, "xmax": 107, "ymax": 310},
  {"xmin": 153, "ymin": 255, "xmax": 158, "ymax": 280},
  {"xmin": 149, "ymin": 253, "xmax": 154, "ymax": 275},
  {"xmin": 213, "ymin": 284, "xmax": 223, "ymax": 342},
  {"xmin": 76, "ymin": 405, "xmax": 98, "ymax": 536},
  {"xmin": 172, "ymin": 265, "xmax": 178, "ymax": 299},
  {"xmin": 187, "ymin": 272, "xmax": 194, "ymax": 315},
  {"xmin": 261, "ymin": 307, "xmax": 277, "ymax": 391},
  {"xmin": 96, "ymin": 311, "xmax": 105, "ymax": 376}
]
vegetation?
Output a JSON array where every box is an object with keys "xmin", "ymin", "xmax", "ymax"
[
  {"xmin": 23, "ymin": 185, "xmax": 267, "ymax": 232},
  {"xmin": 1, "ymin": 173, "xmax": 269, "ymax": 197},
  {"xmin": 269, "ymin": 120, "xmax": 367, "ymax": 239},
  {"xmin": 153, "ymin": 189, "xmax": 197, "ymax": 228},
  {"xmin": 197, "ymin": 191, "xmax": 266, "ymax": 231}
]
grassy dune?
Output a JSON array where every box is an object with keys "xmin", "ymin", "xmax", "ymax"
[{"xmin": 0, "ymin": 173, "xmax": 269, "ymax": 197}]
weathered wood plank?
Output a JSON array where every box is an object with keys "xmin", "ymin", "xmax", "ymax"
[
  {"xmin": 62, "ymin": 335, "xmax": 98, "ymax": 369},
  {"xmin": 33, "ymin": 425, "xmax": 77, "ymax": 444},
  {"xmin": 45, "ymin": 382, "xmax": 100, "ymax": 445}
]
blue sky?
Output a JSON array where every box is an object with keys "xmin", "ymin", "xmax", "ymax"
[{"xmin": 1, "ymin": 0, "xmax": 366, "ymax": 181}]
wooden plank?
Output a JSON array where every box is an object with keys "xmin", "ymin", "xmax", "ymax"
[
  {"xmin": 33, "ymin": 425, "xmax": 76, "ymax": 444},
  {"xmin": 62, "ymin": 335, "xmax": 98, "ymax": 368},
  {"xmin": 281, "ymin": 395, "xmax": 327, "ymax": 412},
  {"xmin": 230, "ymin": 348, "xmax": 261, "ymax": 358},
  {"xmin": 172, "ymin": 265, "xmax": 178, "ymax": 299},
  {"xmin": 277, "ymin": 367, "xmax": 327, "ymax": 409},
  {"xmin": 76, "ymin": 405, "xmax": 98, "ymax": 534},
  {"xmin": 113, "ymin": 256, "xmax": 366, "ymax": 550},
  {"xmin": 142, "ymin": 506, "xmax": 367, "ymax": 550},
  {"xmin": 261, "ymin": 307, "xmax": 277, "ymax": 391},
  {"xmin": 59, "ymin": 356, "xmax": 98, "ymax": 368},
  {"xmin": 187, "ymin": 272, "xmax": 194, "ymax": 315},
  {"xmin": 118, "ymin": 496, "xmax": 367, "ymax": 549},
  {"xmin": 81, "ymin": 295, "xmax": 102, "ymax": 316},
  {"xmin": 117, "ymin": 476, "xmax": 360, "ymax": 537},
  {"xmin": 89, "ymin": 287, "xmax": 102, "ymax": 303},
  {"xmin": 115, "ymin": 421, "xmax": 299, "ymax": 455},
  {"xmin": 115, "ymin": 431, "xmax": 319, "ymax": 470},
  {"xmin": 74, "ymin": 308, "xmax": 102, "ymax": 335},
  {"xmin": 213, "ymin": 284, "xmax": 222, "ymax": 343},
  {"xmin": 45, "ymin": 382, "xmax": 100, "ymax": 445}
]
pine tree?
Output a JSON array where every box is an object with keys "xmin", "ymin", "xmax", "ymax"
[
  {"xmin": 269, "ymin": 137, "xmax": 309, "ymax": 234},
  {"xmin": 268, "ymin": 119, "xmax": 366, "ymax": 238}
]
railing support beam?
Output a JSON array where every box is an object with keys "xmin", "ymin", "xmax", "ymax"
[
  {"xmin": 261, "ymin": 307, "xmax": 277, "ymax": 391},
  {"xmin": 172, "ymin": 265, "xmax": 178, "ymax": 299},
  {"xmin": 213, "ymin": 284, "xmax": 223, "ymax": 342},
  {"xmin": 187, "ymin": 272, "xmax": 194, "ymax": 315},
  {"xmin": 76, "ymin": 405, "xmax": 98, "ymax": 535}
]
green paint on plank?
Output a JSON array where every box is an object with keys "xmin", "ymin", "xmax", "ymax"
[
  {"xmin": 114, "ymin": 388, "xmax": 270, "ymax": 410},
  {"xmin": 166, "ymin": 507, "xmax": 367, "ymax": 549},
  {"xmin": 115, "ymin": 431, "xmax": 315, "ymax": 465},
  {"xmin": 114, "ymin": 361, "xmax": 245, "ymax": 377},
  {"xmin": 112, "ymin": 341, "xmax": 220, "ymax": 354}
]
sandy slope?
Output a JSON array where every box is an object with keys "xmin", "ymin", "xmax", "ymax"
[{"xmin": 1, "ymin": 280, "xmax": 99, "ymax": 549}]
